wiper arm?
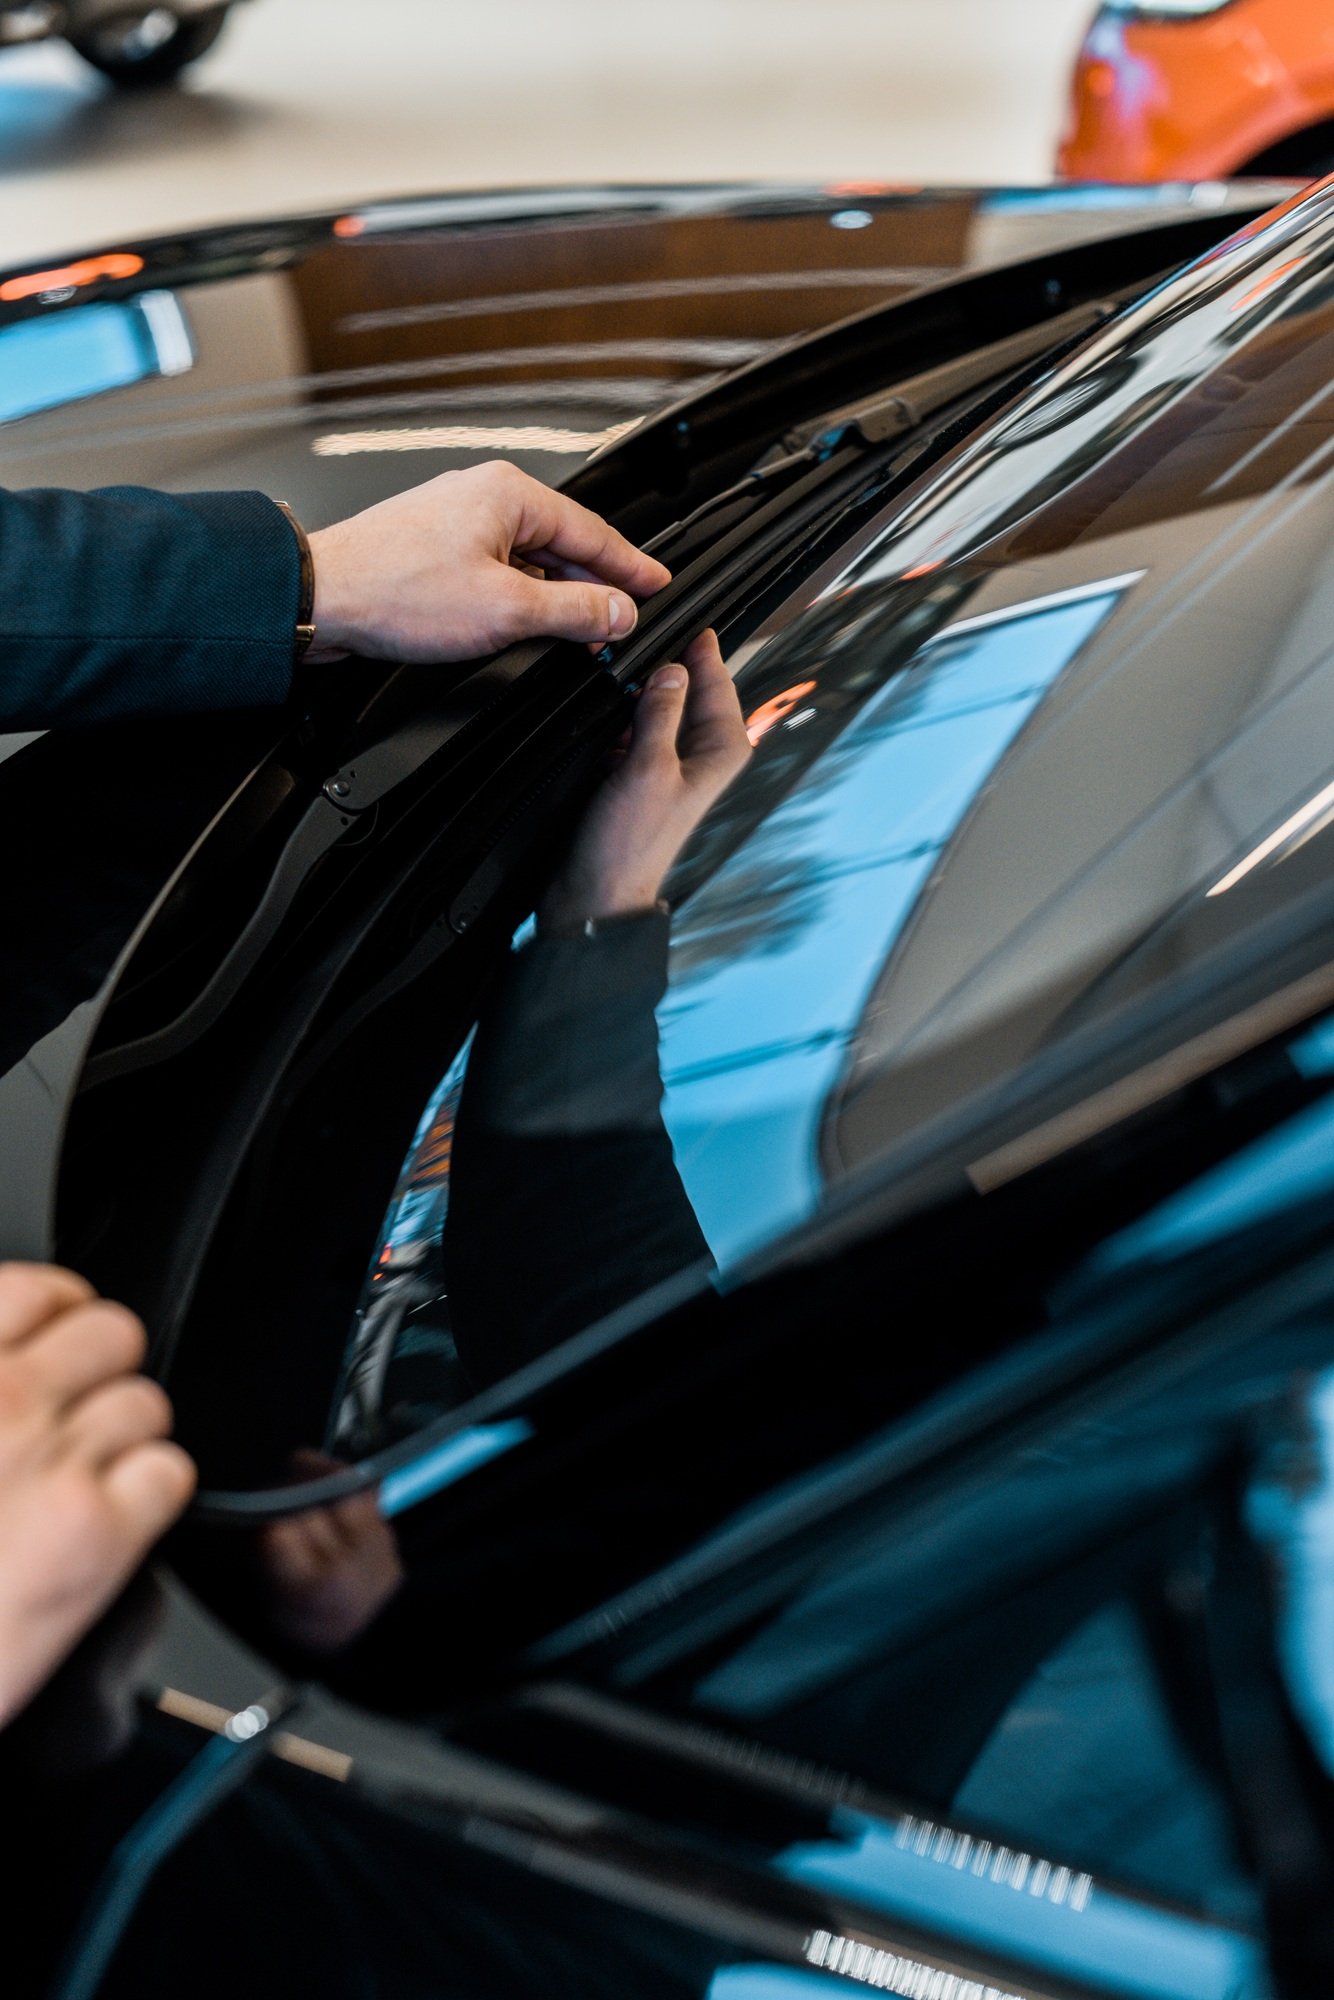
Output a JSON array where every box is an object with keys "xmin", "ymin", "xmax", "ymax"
[
  {"xmin": 780, "ymin": 298, "xmax": 1117, "ymax": 456},
  {"xmin": 649, "ymin": 298, "xmax": 1117, "ymax": 567}
]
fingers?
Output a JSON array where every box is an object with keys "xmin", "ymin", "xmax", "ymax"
[
  {"xmin": 631, "ymin": 632, "xmax": 750, "ymax": 788},
  {"xmin": 503, "ymin": 570, "xmax": 641, "ymax": 645},
  {"xmin": 261, "ymin": 1512, "xmax": 341, "ymax": 1581},
  {"xmin": 309, "ymin": 463, "xmax": 668, "ymax": 664},
  {"xmin": 29, "ymin": 1303, "xmax": 147, "ymax": 1410},
  {"xmin": 678, "ymin": 631, "xmax": 751, "ymax": 774},
  {"xmin": 0, "ymin": 1263, "xmax": 95, "ymax": 1347},
  {"xmin": 629, "ymin": 663, "xmax": 689, "ymax": 764},
  {"xmin": 102, "ymin": 1441, "xmax": 196, "ymax": 1547},
  {"xmin": 517, "ymin": 549, "xmax": 613, "ymax": 587},
  {"xmin": 283, "ymin": 1449, "xmax": 381, "ymax": 1550},
  {"xmin": 66, "ymin": 1374, "xmax": 172, "ymax": 1468},
  {"xmin": 513, "ymin": 478, "xmax": 671, "ymax": 600}
]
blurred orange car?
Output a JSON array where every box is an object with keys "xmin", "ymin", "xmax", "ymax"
[{"xmin": 1059, "ymin": 0, "xmax": 1334, "ymax": 184}]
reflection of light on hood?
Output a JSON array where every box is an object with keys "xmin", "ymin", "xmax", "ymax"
[
  {"xmin": 773, "ymin": 1806, "xmax": 1261, "ymax": 2000},
  {"xmin": 378, "ymin": 1419, "xmax": 533, "ymax": 1518},
  {"xmin": 804, "ymin": 1930, "xmax": 1024, "ymax": 2000},
  {"xmin": 0, "ymin": 252, "xmax": 143, "ymax": 303},
  {"xmin": 343, "ymin": 269, "xmax": 932, "ymax": 337},
  {"xmin": 1207, "ymin": 774, "xmax": 1334, "ymax": 897},
  {"xmin": 1230, "ymin": 256, "xmax": 1308, "ymax": 315},
  {"xmin": 746, "ymin": 681, "xmax": 818, "ymax": 745},
  {"xmin": 313, "ymin": 420, "xmax": 639, "ymax": 456}
]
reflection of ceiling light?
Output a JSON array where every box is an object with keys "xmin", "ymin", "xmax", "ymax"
[
  {"xmin": 825, "ymin": 180, "xmax": 918, "ymax": 196},
  {"xmin": 0, "ymin": 253, "xmax": 144, "ymax": 304},
  {"xmin": 137, "ymin": 290, "xmax": 194, "ymax": 377},
  {"xmin": 346, "ymin": 269, "xmax": 933, "ymax": 336},
  {"xmin": 831, "ymin": 210, "xmax": 874, "ymax": 230},
  {"xmin": 313, "ymin": 421, "xmax": 639, "ymax": 456},
  {"xmin": 1208, "ymin": 776, "xmax": 1334, "ymax": 897},
  {"xmin": 997, "ymin": 370, "xmax": 1111, "ymax": 446},
  {"xmin": 806, "ymin": 1930, "xmax": 1027, "ymax": 2000},
  {"xmin": 1230, "ymin": 256, "xmax": 1307, "ymax": 314}
]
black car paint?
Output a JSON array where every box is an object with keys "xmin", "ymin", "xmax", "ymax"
[{"xmin": 3, "ymin": 178, "xmax": 1327, "ymax": 1998}]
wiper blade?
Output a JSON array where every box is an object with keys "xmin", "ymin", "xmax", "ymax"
[
  {"xmin": 649, "ymin": 298, "xmax": 1117, "ymax": 568},
  {"xmin": 779, "ymin": 298, "xmax": 1117, "ymax": 457},
  {"xmin": 599, "ymin": 298, "xmax": 1120, "ymax": 688}
]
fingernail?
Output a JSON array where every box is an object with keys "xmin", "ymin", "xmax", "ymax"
[
  {"xmin": 608, "ymin": 593, "xmax": 637, "ymax": 636},
  {"xmin": 650, "ymin": 666, "xmax": 685, "ymax": 690}
]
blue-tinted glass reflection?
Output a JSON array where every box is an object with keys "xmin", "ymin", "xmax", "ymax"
[
  {"xmin": 773, "ymin": 1808, "xmax": 1261, "ymax": 2000},
  {"xmin": 660, "ymin": 584, "xmax": 1126, "ymax": 1269},
  {"xmin": 1088, "ymin": 1085, "xmax": 1334, "ymax": 1276},
  {"xmin": 0, "ymin": 294, "xmax": 192, "ymax": 426},
  {"xmin": 1248, "ymin": 1367, "xmax": 1334, "ymax": 1783}
]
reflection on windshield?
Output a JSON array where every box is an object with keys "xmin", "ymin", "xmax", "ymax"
[
  {"xmin": 0, "ymin": 292, "xmax": 193, "ymax": 425},
  {"xmin": 1082, "ymin": 1013, "xmax": 1334, "ymax": 1281},
  {"xmin": 331, "ymin": 1038, "xmax": 474, "ymax": 1456},
  {"xmin": 660, "ymin": 581, "xmax": 1128, "ymax": 1269},
  {"xmin": 710, "ymin": 1964, "xmax": 1026, "ymax": 2000},
  {"xmin": 323, "ymin": 186, "xmax": 1334, "ymax": 1471},
  {"xmin": 330, "ymin": 580, "xmax": 1126, "ymax": 1450},
  {"xmin": 843, "ymin": 193, "xmax": 1334, "ymax": 591},
  {"xmin": 1248, "ymin": 1368, "xmax": 1334, "ymax": 1788},
  {"xmin": 773, "ymin": 1810, "xmax": 1259, "ymax": 2000}
]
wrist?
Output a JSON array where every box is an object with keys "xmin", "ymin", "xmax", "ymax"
[
  {"xmin": 306, "ymin": 523, "xmax": 357, "ymax": 660},
  {"xmin": 276, "ymin": 503, "xmax": 318, "ymax": 664},
  {"xmin": 538, "ymin": 888, "xmax": 669, "ymax": 937}
]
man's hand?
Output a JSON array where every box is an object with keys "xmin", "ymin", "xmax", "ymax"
[
  {"xmin": 539, "ymin": 629, "xmax": 751, "ymax": 930},
  {"xmin": 307, "ymin": 461, "xmax": 671, "ymax": 664},
  {"xmin": 257, "ymin": 1450, "xmax": 404, "ymax": 1656},
  {"xmin": 0, "ymin": 1264, "xmax": 195, "ymax": 1729}
]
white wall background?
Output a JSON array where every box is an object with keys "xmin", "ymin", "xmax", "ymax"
[{"xmin": 0, "ymin": 0, "xmax": 1097, "ymax": 264}]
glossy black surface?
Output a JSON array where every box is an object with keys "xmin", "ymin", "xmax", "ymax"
[
  {"xmin": 12, "ymin": 175, "xmax": 1334, "ymax": 2000},
  {"xmin": 323, "ymin": 171, "xmax": 1334, "ymax": 1452}
]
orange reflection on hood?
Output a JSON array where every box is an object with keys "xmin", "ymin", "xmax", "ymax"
[
  {"xmin": 746, "ymin": 680, "xmax": 818, "ymax": 745},
  {"xmin": 1231, "ymin": 256, "xmax": 1307, "ymax": 314},
  {"xmin": 0, "ymin": 253, "xmax": 144, "ymax": 303}
]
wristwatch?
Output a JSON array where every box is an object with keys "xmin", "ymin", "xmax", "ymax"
[
  {"xmin": 542, "ymin": 901, "xmax": 670, "ymax": 941},
  {"xmin": 276, "ymin": 501, "xmax": 317, "ymax": 662}
]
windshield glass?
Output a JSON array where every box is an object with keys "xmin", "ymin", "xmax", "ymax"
[{"xmin": 327, "ymin": 188, "xmax": 1334, "ymax": 1454}]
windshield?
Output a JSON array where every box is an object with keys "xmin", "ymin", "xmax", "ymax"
[{"xmin": 326, "ymin": 196, "xmax": 1334, "ymax": 1453}]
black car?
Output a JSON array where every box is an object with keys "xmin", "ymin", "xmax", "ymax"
[
  {"xmin": 9, "ymin": 172, "xmax": 1334, "ymax": 1999},
  {"xmin": 0, "ymin": 2, "xmax": 243, "ymax": 85}
]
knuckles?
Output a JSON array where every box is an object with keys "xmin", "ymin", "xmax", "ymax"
[
  {"xmin": 80, "ymin": 1302, "xmax": 149, "ymax": 1375},
  {"xmin": 0, "ymin": 1261, "xmax": 93, "ymax": 1330},
  {"xmin": 101, "ymin": 1373, "xmax": 173, "ymax": 1439},
  {"xmin": 0, "ymin": 1353, "xmax": 40, "ymax": 1435},
  {"xmin": 470, "ymin": 458, "xmax": 527, "ymax": 502}
]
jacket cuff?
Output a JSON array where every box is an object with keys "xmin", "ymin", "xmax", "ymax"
[{"xmin": 462, "ymin": 910, "xmax": 673, "ymax": 1135}]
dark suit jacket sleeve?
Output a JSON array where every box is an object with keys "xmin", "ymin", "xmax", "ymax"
[
  {"xmin": 444, "ymin": 910, "xmax": 713, "ymax": 1390},
  {"xmin": 0, "ymin": 485, "xmax": 301, "ymax": 730}
]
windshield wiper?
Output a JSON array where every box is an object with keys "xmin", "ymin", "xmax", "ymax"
[
  {"xmin": 589, "ymin": 298, "xmax": 1119, "ymax": 698},
  {"xmin": 780, "ymin": 299, "xmax": 1118, "ymax": 456},
  {"xmin": 637, "ymin": 298, "xmax": 1117, "ymax": 581}
]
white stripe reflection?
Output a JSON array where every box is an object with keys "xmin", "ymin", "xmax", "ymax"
[
  {"xmin": 1208, "ymin": 775, "xmax": 1334, "ymax": 897},
  {"xmin": 314, "ymin": 420, "xmax": 639, "ymax": 455}
]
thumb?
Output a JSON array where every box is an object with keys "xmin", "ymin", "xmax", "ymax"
[
  {"xmin": 627, "ymin": 663, "xmax": 688, "ymax": 764},
  {"xmin": 504, "ymin": 572, "xmax": 640, "ymax": 645}
]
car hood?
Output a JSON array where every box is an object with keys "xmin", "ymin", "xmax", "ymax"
[
  {"xmin": 0, "ymin": 177, "xmax": 1284, "ymax": 1271},
  {"xmin": 0, "ymin": 180, "xmax": 1280, "ymax": 519}
]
